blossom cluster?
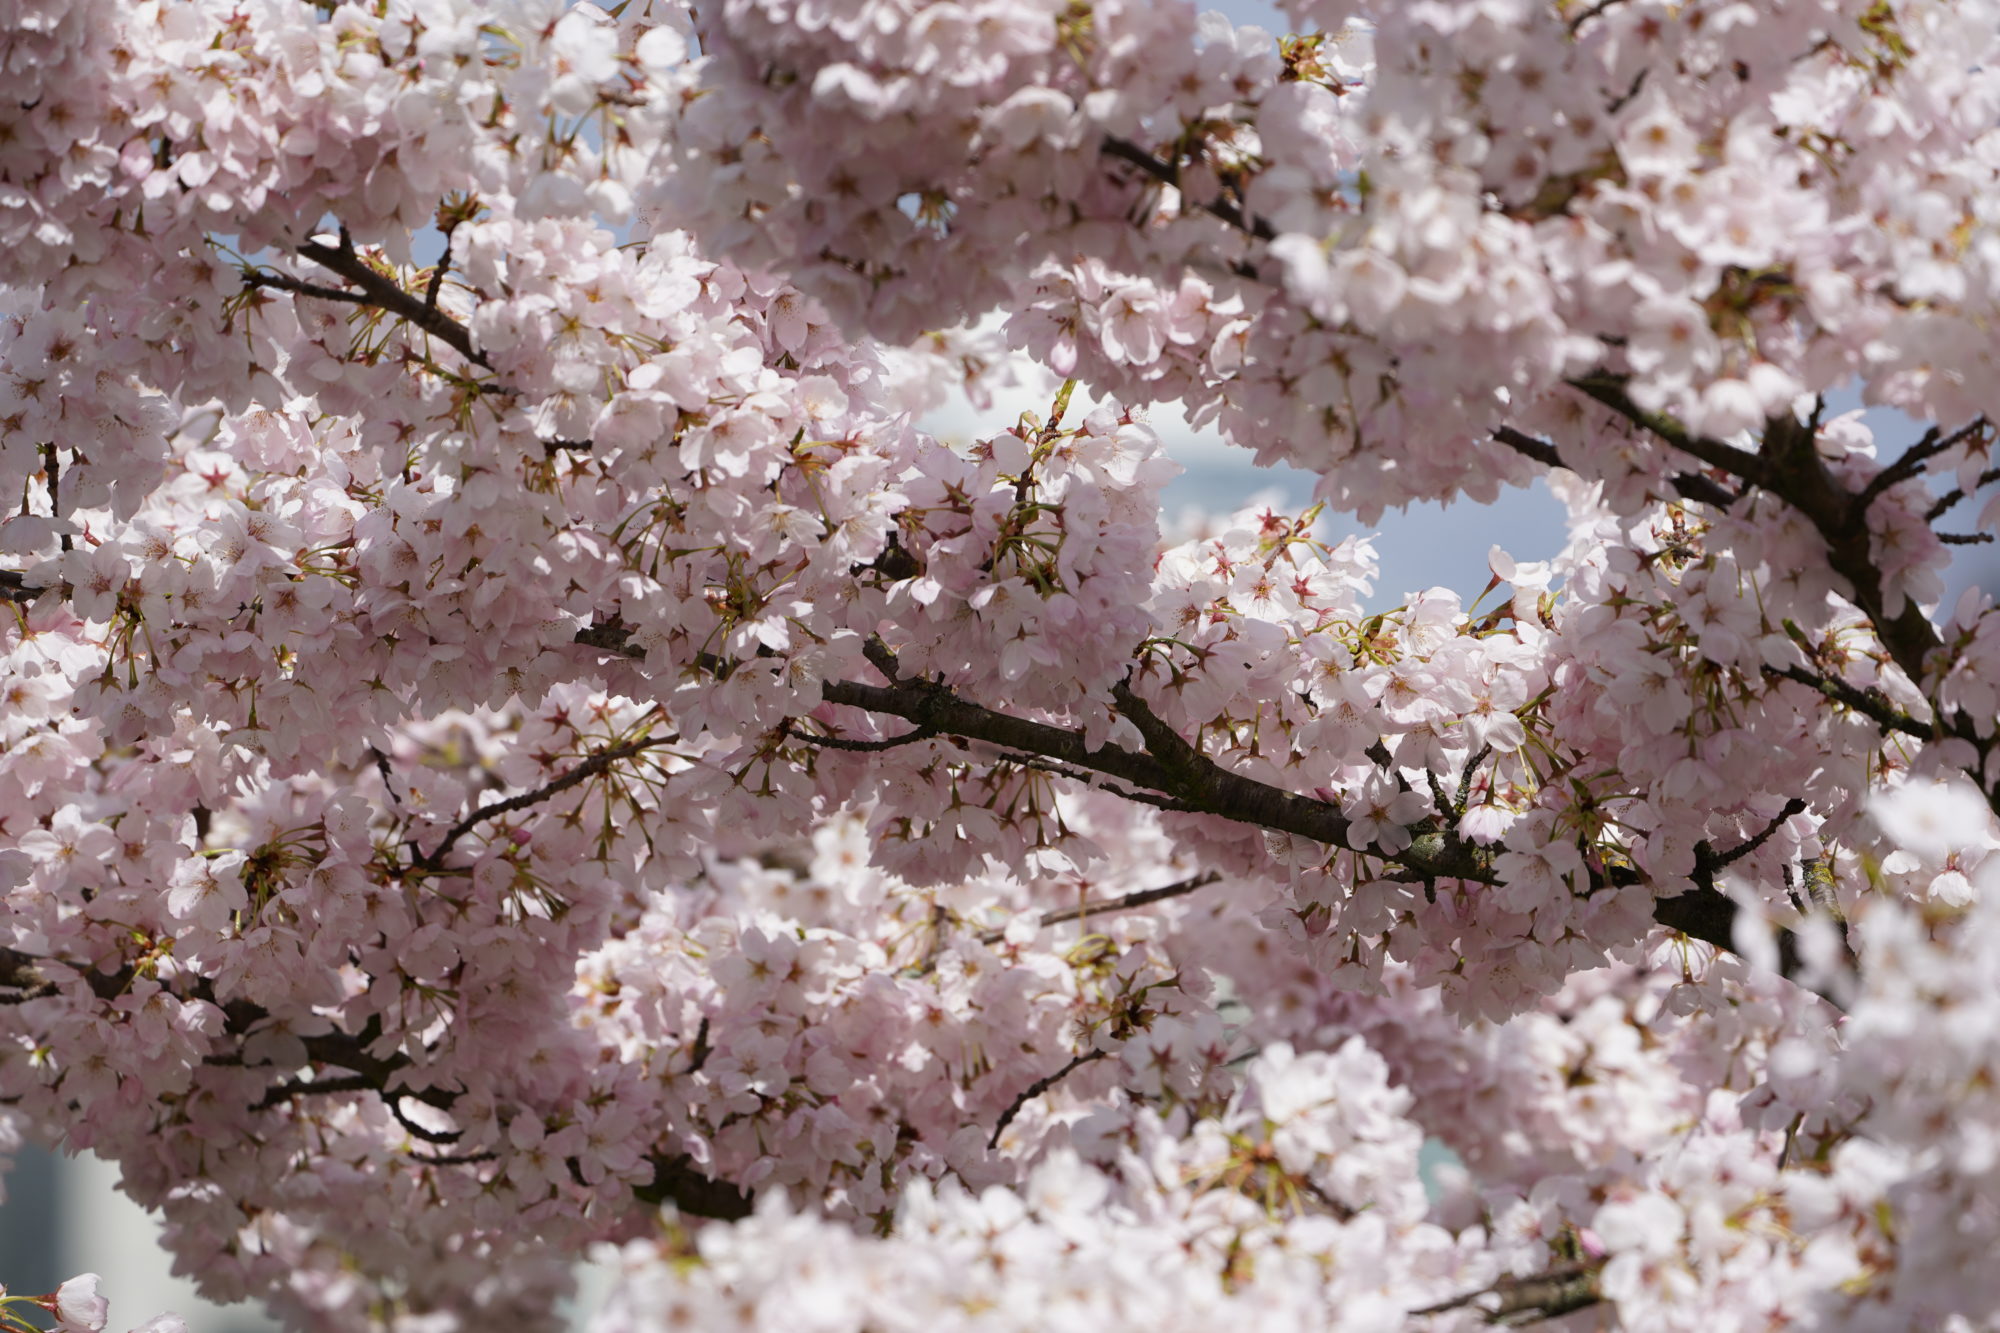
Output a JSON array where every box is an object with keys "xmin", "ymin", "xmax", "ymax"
[
  {"xmin": 592, "ymin": 1041, "xmax": 1499, "ymax": 1333},
  {"xmin": 7, "ymin": 1, "xmax": 2000, "ymax": 1331}
]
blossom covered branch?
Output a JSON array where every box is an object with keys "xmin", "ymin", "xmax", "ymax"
[{"xmin": 8, "ymin": 1, "xmax": 2000, "ymax": 1331}]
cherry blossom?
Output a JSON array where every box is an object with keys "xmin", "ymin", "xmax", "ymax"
[{"xmin": 5, "ymin": 0, "xmax": 2000, "ymax": 1330}]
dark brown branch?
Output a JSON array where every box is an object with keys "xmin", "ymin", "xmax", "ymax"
[
  {"xmin": 0, "ymin": 569, "xmax": 43, "ymax": 603},
  {"xmin": 388, "ymin": 1096, "xmax": 462, "ymax": 1145},
  {"xmin": 1100, "ymin": 136, "xmax": 1277, "ymax": 243},
  {"xmin": 1454, "ymin": 744, "xmax": 1493, "ymax": 819},
  {"xmin": 243, "ymin": 269, "xmax": 379, "ymax": 308},
  {"xmin": 403, "ymin": 1148, "xmax": 498, "ymax": 1168},
  {"xmin": 295, "ymin": 234, "xmax": 489, "ymax": 368},
  {"xmin": 989, "ymin": 1049, "xmax": 1109, "ymax": 1150},
  {"xmin": 1761, "ymin": 664, "xmax": 1932, "ymax": 741},
  {"xmin": 782, "ymin": 719, "xmax": 939, "ymax": 752},
  {"xmin": 1927, "ymin": 466, "xmax": 2000, "ymax": 521},
  {"xmin": 1848, "ymin": 415, "xmax": 1987, "ymax": 524},
  {"xmin": 1414, "ymin": 1261, "xmax": 1602, "ymax": 1323},
  {"xmin": 252, "ymin": 1073, "xmax": 376, "ymax": 1111},
  {"xmin": 1702, "ymin": 798, "xmax": 1807, "ymax": 875},
  {"xmin": 986, "ymin": 750, "xmax": 1202, "ymax": 813},
  {"xmin": 6, "ymin": 930, "xmax": 762, "ymax": 1218},
  {"xmin": 423, "ymin": 223, "xmax": 458, "ymax": 313},
  {"xmin": 1571, "ymin": 377, "xmax": 1953, "ymax": 739},
  {"xmin": 566, "ymin": 622, "xmax": 1822, "ymax": 980},
  {"xmin": 977, "ymin": 871, "xmax": 1224, "ymax": 945},
  {"xmin": 633, "ymin": 1153, "xmax": 755, "ymax": 1219},
  {"xmin": 1565, "ymin": 374, "xmax": 1769, "ymax": 486},
  {"xmin": 416, "ymin": 735, "xmax": 671, "ymax": 871},
  {"xmin": 1491, "ymin": 425, "xmax": 1563, "ymax": 470},
  {"xmin": 1491, "ymin": 425, "xmax": 1738, "ymax": 508},
  {"xmin": 1566, "ymin": 0, "xmax": 1628, "ymax": 34}
]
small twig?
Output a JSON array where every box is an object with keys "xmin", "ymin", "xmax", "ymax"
[
  {"xmin": 252, "ymin": 1072, "xmax": 376, "ymax": 1111},
  {"xmin": 687, "ymin": 1017, "xmax": 712, "ymax": 1074},
  {"xmin": 988, "ymin": 1049, "xmax": 1110, "ymax": 1150},
  {"xmin": 1100, "ymin": 136, "xmax": 1277, "ymax": 242},
  {"xmin": 1849, "ymin": 415, "xmax": 1988, "ymax": 524},
  {"xmin": 782, "ymin": 719, "xmax": 939, "ymax": 752},
  {"xmin": 1761, "ymin": 664, "xmax": 1931, "ymax": 740},
  {"xmin": 1567, "ymin": 0, "xmax": 1628, "ymax": 34},
  {"xmin": 370, "ymin": 746, "xmax": 402, "ymax": 808},
  {"xmin": 987, "ymin": 749, "xmax": 1201, "ymax": 815},
  {"xmin": 243, "ymin": 269, "xmax": 377, "ymax": 308},
  {"xmin": 417, "ymin": 735, "xmax": 672, "ymax": 870},
  {"xmin": 423, "ymin": 224, "xmax": 457, "ymax": 313},
  {"xmin": 389, "ymin": 1096, "xmax": 462, "ymax": 1145},
  {"xmin": 977, "ymin": 871, "xmax": 1223, "ymax": 945},
  {"xmin": 1454, "ymin": 745, "xmax": 1493, "ymax": 819},
  {"xmin": 1939, "ymin": 531, "xmax": 1994, "ymax": 545},
  {"xmin": 403, "ymin": 1148, "xmax": 497, "ymax": 1168},
  {"xmin": 1699, "ymin": 798, "xmax": 1808, "ymax": 876},
  {"xmin": 1927, "ymin": 466, "xmax": 2000, "ymax": 521},
  {"xmin": 42, "ymin": 444, "xmax": 70, "ymax": 553},
  {"xmin": 296, "ymin": 232, "xmax": 489, "ymax": 368},
  {"xmin": 1605, "ymin": 65, "xmax": 1650, "ymax": 115}
]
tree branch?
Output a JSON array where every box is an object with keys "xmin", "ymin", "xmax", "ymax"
[
  {"xmin": 1570, "ymin": 376, "xmax": 1957, "ymax": 752},
  {"xmin": 415, "ymin": 735, "xmax": 672, "ymax": 871},
  {"xmin": 1492, "ymin": 424, "xmax": 1739, "ymax": 508},
  {"xmin": 569, "ymin": 622, "xmax": 1830, "ymax": 984},
  {"xmin": 977, "ymin": 871, "xmax": 1224, "ymax": 945},
  {"xmin": 1761, "ymin": 664, "xmax": 1932, "ymax": 740},
  {"xmin": 989, "ymin": 1048, "xmax": 1109, "ymax": 1150},
  {"xmin": 1100, "ymin": 135, "xmax": 1277, "ymax": 243},
  {"xmin": 294, "ymin": 234, "xmax": 489, "ymax": 368},
  {"xmin": 1414, "ymin": 1261, "xmax": 1603, "ymax": 1324},
  {"xmin": 1848, "ymin": 415, "xmax": 1988, "ymax": 524},
  {"xmin": 633, "ymin": 1153, "xmax": 755, "ymax": 1219},
  {"xmin": 1565, "ymin": 374, "xmax": 1769, "ymax": 486}
]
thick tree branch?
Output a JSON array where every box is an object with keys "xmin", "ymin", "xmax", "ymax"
[
  {"xmin": 1570, "ymin": 375, "xmax": 1966, "ymax": 765},
  {"xmin": 633, "ymin": 1154, "xmax": 756, "ymax": 1219},
  {"xmin": 573, "ymin": 624, "xmax": 1830, "ymax": 985},
  {"xmin": 294, "ymin": 234, "xmax": 489, "ymax": 368},
  {"xmin": 1492, "ymin": 424, "xmax": 1739, "ymax": 508},
  {"xmin": 1565, "ymin": 374, "xmax": 1769, "ymax": 485},
  {"xmin": 0, "ymin": 569, "xmax": 43, "ymax": 603}
]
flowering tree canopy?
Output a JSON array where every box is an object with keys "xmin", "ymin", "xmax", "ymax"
[{"xmin": 7, "ymin": 0, "xmax": 2000, "ymax": 1328}]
